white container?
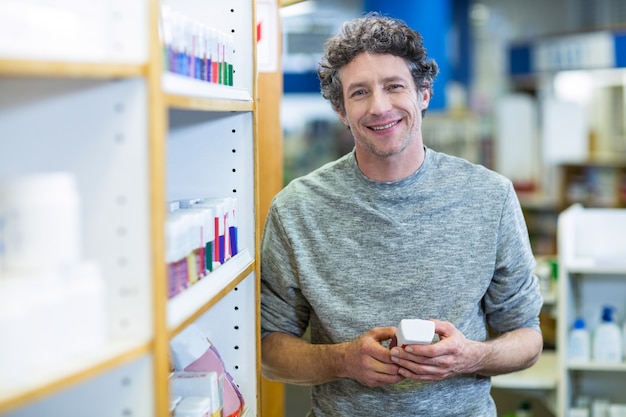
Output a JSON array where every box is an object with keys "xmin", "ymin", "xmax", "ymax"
[
  {"xmin": 63, "ymin": 261, "xmax": 107, "ymax": 356},
  {"xmin": 170, "ymin": 371, "xmax": 222, "ymax": 416},
  {"xmin": 568, "ymin": 317, "xmax": 590, "ymax": 362},
  {"xmin": 0, "ymin": 172, "xmax": 81, "ymax": 274},
  {"xmin": 570, "ymin": 408, "xmax": 590, "ymax": 417},
  {"xmin": 592, "ymin": 306, "xmax": 623, "ymax": 363},
  {"xmin": 592, "ymin": 398, "xmax": 611, "ymax": 417},
  {"xmin": 31, "ymin": 272, "xmax": 70, "ymax": 373},
  {"xmin": 174, "ymin": 396, "xmax": 212, "ymax": 417},
  {"xmin": 0, "ymin": 271, "xmax": 69, "ymax": 391},
  {"xmin": 397, "ymin": 319, "xmax": 435, "ymax": 347},
  {"xmin": 0, "ymin": 276, "xmax": 41, "ymax": 391},
  {"xmin": 609, "ymin": 404, "xmax": 626, "ymax": 417}
]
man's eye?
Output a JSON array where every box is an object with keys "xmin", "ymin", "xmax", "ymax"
[
  {"xmin": 351, "ymin": 90, "xmax": 367, "ymax": 97},
  {"xmin": 388, "ymin": 84, "xmax": 404, "ymax": 90}
]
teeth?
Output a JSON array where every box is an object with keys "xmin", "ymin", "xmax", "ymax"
[{"xmin": 371, "ymin": 121, "xmax": 398, "ymax": 130}]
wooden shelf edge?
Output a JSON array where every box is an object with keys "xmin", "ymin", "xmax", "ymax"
[
  {"xmin": 166, "ymin": 93, "xmax": 254, "ymax": 112},
  {"xmin": 167, "ymin": 249, "xmax": 256, "ymax": 338},
  {"xmin": 162, "ymin": 72, "xmax": 254, "ymax": 111},
  {"xmin": 168, "ymin": 260, "xmax": 256, "ymax": 339},
  {"xmin": 280, "ymin": 0, "xmax": 307, "ymax": 6},
  {"xmin": 0, "ymin": 340, "xmax": 151, "ymax": 414},
  {"xmin": 0, "ymin": 59, "xmax": 146, "ymax": 78}
]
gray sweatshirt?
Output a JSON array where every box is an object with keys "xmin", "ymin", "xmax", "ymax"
[{"xmin": 260, "ymin": 147, "xmax": 542, "ymax": 417}]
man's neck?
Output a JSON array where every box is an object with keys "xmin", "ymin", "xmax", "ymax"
[{"xmin": 355, "ymin": 145, "xmax": 425, "ymax": 182}]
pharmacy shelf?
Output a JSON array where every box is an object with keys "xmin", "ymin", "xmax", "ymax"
[
  {"xmin": 563, "ymin": 262, "xmax": 626, "ymax": 275},
  {"xmin": 0, "ymin": 59, "xmax": 145, "ymax": 78},
  {"xmin": 492, "ymin": 350, "xmax": 557, "ymax": 390},
  {"xmin": 0, "ymin": 340, "xmax": 149, "ymax": 413},
  {"xmin": 163, "ymin": 72, "xmax": 253, "ymax": 102},
  {"xmin": 557, "ymin": 205, "xmax": 626, "ymax": 416},
  {"xmin": 566, "ymin": 362, "xmax": 626, "ymax": 371},
  {"xmin": 168, "ymin": 249, "xmax": 254, "ymax": 334},
  {"xmin": 0, "ymin": 1, "xmax": 261, "ymax": 416},
  {"xmin": 166, "ymin": 93, "xmax": 255, "ymax": 112}
]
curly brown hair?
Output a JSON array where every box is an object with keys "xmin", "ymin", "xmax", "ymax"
[{"xmin": 318, "ymin": 12, "xmax": 439, "ymax": 117}]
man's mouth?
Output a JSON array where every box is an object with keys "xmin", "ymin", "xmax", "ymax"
[{"xmin": 369, "ymin": 120, "xmax": 400, "ymax": 131}]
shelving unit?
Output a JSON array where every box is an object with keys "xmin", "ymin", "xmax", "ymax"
[
  {"xmin": 559, "ymin": 160, "xmax": 626, "ymax": 209},
  {"xmin": 0, "ymin": 1, "xmax": 260, "ymax": 416},
  {"xmin": 517, "ymin": 159, "xmax": 626, "ymax": 259},
  {"xmin": 491, "ymin": 255, "xmax": 559, "ymax": 416},
  {"xmin": 557, "ymin": 204, "xmax": 626, "ymax": 415},
  {"xmin": 518, "ymin": 193, "xmax": 560, "ymax": 257}
]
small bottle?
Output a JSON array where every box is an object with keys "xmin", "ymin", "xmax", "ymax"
[
  {"xmin": 592, "ymin": 305, "xmax": 623, "ymax": 363},
  {"xmin": 568, "ymin": 317, "xmax": 590, "ymax": 362}
]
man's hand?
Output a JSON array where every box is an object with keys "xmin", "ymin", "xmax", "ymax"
[
  {"xmin": 389, "ymin": 319, "xmax": 479, "ymax": 381},
  {"xmin": 340, "ymin": 326, "xmax": 405, "ymax": 387},
  {"xmin": 389, "ymin": 319, "xmax": 542, "ymax": 381},
  {"xmin": 262, "ymin": 326, "xmax": 406, "ymax": 386}
]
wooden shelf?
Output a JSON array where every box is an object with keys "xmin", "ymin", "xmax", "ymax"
[
  {"xmin": 0, "ymin": 1, "xmax": 262, "ymax": 416},
  {"xmin": 0, "ymin": 59, "xmax": 145, "ymax": 79},
  {"xmin": 280, "ymin": 0, "xmax": 306, "ymax": 6},
  {"xmin": 166, "ymin": 94, "xmax": 255, "ymax": 112},
  {"xmin": 167, "ymin": 249, "xmax": 255, "ymax": 336},
  {"xmin": 492, "ymin": 350, "xmax": 557, "ymax": 390},
  {"xmin": 0, "ymin": 340, "xmax": 151, "ymax": 414}
]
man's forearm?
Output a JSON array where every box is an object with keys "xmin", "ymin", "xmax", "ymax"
[
  {"xmin": 474, "ymin": 327, "xmax": 543, "ymax": 377},
  {"xmin": 261, "ymin": 332, "xmax": 347, "ymax": 385}
]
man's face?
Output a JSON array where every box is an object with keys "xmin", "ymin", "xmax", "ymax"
[{"xmin": 337, "ymin": 53, "xmax": 430, "ymax": 159}]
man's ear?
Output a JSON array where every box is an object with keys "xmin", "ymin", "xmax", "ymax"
[
  {"xmin": 421, "ymin": 89, "xmax": 431, "ymax": 110},
  {"xmin": 335, "ymin": 108, "xmax": 349, "ymax": 127}
]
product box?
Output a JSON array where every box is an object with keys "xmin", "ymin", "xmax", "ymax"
[
  {"xmin": 170, "ymin": 371, "xmax": 222, "ymax": 417},
  {"xmin": 396, "ymin": 319, "xmax": 435, "ymax": 347}
]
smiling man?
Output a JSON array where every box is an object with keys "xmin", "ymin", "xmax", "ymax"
[{"xmin": 260, "ymin": 13, "xmax": 543, "ymax": 417}]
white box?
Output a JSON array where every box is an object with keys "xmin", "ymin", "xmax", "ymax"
[{"xmin": 397, "ymin": 319, "xmax": 435, "ymax": 347}]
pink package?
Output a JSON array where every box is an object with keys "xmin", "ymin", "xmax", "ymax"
[
  {"xmin": 184, "ymin": 344, "xmax": 245, "ymax": 417},
  {"xmin": 170, "ymin": 324, "xmax": 245, "ymax": 417}
]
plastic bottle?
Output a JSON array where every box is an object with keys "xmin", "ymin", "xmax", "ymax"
[
  {"xmin": 568, "ymin": 317, "xmax": 590, "ymax": 362},
  {"xmin": 592, "ymin": 305, "xmax": 623, "ymax": 363}
]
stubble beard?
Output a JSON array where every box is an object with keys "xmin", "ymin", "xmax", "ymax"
[{"xmin": 355, "ymin": 118, "xmax": 419, "ymax": 158}]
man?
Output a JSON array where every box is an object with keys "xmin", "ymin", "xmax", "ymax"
[{"xmin": 260, "ymin": 13, "xmax": 543, "ymax": 416}]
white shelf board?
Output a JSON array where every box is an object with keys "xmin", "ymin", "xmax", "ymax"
[
  {"xmin": 492, "ymin": 350, "xmax": 557, "ymax": 390},
  {"xmin": 162, "ymin": 72, "xmax": 253, "ymax": 102},
  {"xmin": 167, "ymin": 248, "xmax": 254, "ymax": 330},
  {"xmin": 0, "ymin": 338, "xmax": 149, "ymax": 405},
  {"xmin": 542, "ymin": 291, "xmax": 557, "ymax": 305},
  {"xmin": 563, "ymin": 259, "xmax": 626, "ymax": 274},
  {"xmin": 567, "ymin": 361, "xmax": 626, "ymax": 371}
]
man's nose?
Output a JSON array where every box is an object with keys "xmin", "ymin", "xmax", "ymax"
[{"xmin": 368, "ymin": 89, "xmax": 393, "ymax": 115}]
